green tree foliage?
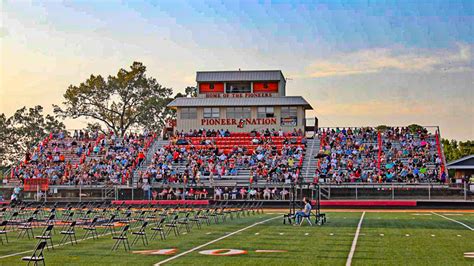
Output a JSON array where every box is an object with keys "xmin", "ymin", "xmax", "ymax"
[
  {"xmin": 407, "ymin": 124, "xmax": 424, "ymax": 133},
  {"xmin": 54, "ymin": 62, "xmax": 174, "ymax": 136},
  {"xmin": 175, "ymin": 86, "xmax": 197, "ymax": 98},
  {"xmin": 0, "ymin": 105, "xmax": 65, "ymax": 166},
  {"xmin": 442, "ymin": 139, "xmax": 474, "ymax": 163},
  {"xmin": 375, "ymin": 125, "xmax": 389, "ymax": 132}
]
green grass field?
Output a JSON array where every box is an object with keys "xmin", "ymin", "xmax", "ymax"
[{"xmin": 1, "ymin": 210, "xmax": 473, "ymax": 265}]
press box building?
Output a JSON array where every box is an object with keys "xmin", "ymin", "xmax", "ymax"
[{"xmin": 167, "ymin": 70, "xmax": 315, "ymax": 133}]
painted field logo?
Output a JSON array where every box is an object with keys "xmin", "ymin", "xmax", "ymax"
[
  {"xmin": 198, "ymin": 249, "xmax": 288, "ymax": 256},
  {"xmin": 198, "ymin": 249, "xmax": 248, "ymax": 256},
  {"xmin": 132, "ymin": 249, "xmax": 178, "ymax": 255}
]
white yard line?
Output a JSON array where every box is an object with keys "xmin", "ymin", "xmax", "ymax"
[
  {"xmin": 346, "ymin": 211, "xmax": 366, "ymax": 266},
  {"xmin": 431, "ymin": 212, "xmax": 474, "ymax": 231},
  {"xmin": 154, "ymin": 215, "xmax": 280, "ymax": 266}
]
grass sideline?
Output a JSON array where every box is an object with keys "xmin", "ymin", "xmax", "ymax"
[{"xmin": 0, "ymin": 210, "xmax": 473, "ymax": 265}]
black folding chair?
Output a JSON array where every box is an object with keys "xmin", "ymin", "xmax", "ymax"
[
  {"xmin": 189, "ymin": 210, "xmax": 202, "ymax": 229},
  {"xmin": 35, "ymin": 224, "xmax": 55, "ymax": 250},
  {"xmin": 177, "ymin": 213, "xmax": 191, "ymax": 233},
  {"xmin": 82, "ymin": 217, "xmax": 99, "ymax": 240},
  {"xmin": 44, "ymin": 214, "xmax": 56, "ymax": 233},
  {"xmin": 0, "ymin": 220, "xmax": 8, "ymax": 244},
  {"xmin": 60, "ymin": 211, "xmax": 75, "ymax": 231},
  {"xmin": 21, "ymin": 240, "xmax": 47, "ymax": 266},
  {"xmin": 131, "ymin": 221, "xmax": 148, "ymax": 246},
  {"xmin": 18, "ymin": 217, "xmax": 34, "ymax": 239},
  {"xmin": 111, "ymin": 225, "xmax": 131, "ymax": 251},
  {"xmin": 165, "ymin": 215, "xmax": 180, "ymax": 237},
  {"xmin": 103, "ymin": 214, "xmax": 116, "ymax": 236},
  {"xmin": 7, "ymin": 211, "xmax": 19, "ymax": 230},
  {"xmin": 198, "ymin": 209, "xmax": 211, "ymax": 226},
  {"xmin": 59, "ymin": 221, "xmax": 78, "ymax": 245},
  {"xmin": 150, "ymin": 217, "xmax": 167, "ymax": 240}
]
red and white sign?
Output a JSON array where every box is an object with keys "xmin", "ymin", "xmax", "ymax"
[
  {"xmin": 202, "ymin": 118, "xmax": 277, "ymax": 126},
  {"xmin": 205, "ymin": 93, "xmax": 274, "ymax": 98}
]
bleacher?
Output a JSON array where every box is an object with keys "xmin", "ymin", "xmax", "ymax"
[
  {"xmin": 314, "ymin": 127, "xmax": 445, "ymax": 183},
  {"xmin": 137, "ymin": 131, "xmax": 308, "ymax": 188}
]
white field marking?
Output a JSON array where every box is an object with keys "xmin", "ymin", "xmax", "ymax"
[
  {"xmin": 255, "ymin": 250, "xmax": 288, "ymax": 253},
  {"xmin": 457, "ymin": 235, "xmax": 462, "ymax": 237},
  {"xmin": 431, "ymin": 212, "xmax": 474, "ymax": 231},
  {"xmin": 444, "ymin": 213, "xmax": 463, "ymax": 216},
  {"xmin": 412, "ymin": 213, "xmax": 432, "ymax": 216},
  {"xmin": 279, "ymin": 233, "xmax": 284, "ymax": 235},
  {"xmin": 345, "ymin": 211, "xmax": 366, "ymax": 266},
  {"xmin": 0, "ymin": 224, "xmax": 141, "ymax": 259},
  {"xmin": 465, "ymin": 252, "xmax": 474, "ymax": 258},
  {"xmin": 154, "ymin": 215, "xmax": 280, "ymax": 266}
]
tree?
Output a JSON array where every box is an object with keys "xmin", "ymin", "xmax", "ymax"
[
  {"xmin": 0, "ymin": 105, "xmax": 65, "ymax": 166},
  {"xmin": 375, "ymin": 125, "xmax": 389, "ymax": 132},
  {"xmin": 54, "ymin": 62, "xmax": 174, "ymax": 136},
  {"xmin": 442, "ymin": 139, "xmax": 474, "ymax": 163},
  {"xmin": 407, "ymin": 124, "xmax": 425, "ymax": 133},
  {"xmin": 175, "ymin": 86, "xmax": 197, "ymax": 98}
]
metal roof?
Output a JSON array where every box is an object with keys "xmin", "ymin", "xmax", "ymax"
[
  {"xmin": 196, "ymin": 70, "xmax": 285, "ymax": 82},
  {"xmin": 167, "ymin": 96, "xmax": 312, "ymax": 109},
  {"xmin": 446, "ymin": 155, "xmax": 474, "ymax": 170}
]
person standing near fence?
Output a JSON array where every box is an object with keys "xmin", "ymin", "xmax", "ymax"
[{"xmin": 142, "ymin": 181, "xmax": 151, "ymax": 200}]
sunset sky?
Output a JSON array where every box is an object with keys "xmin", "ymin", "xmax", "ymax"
[{"xmin": 1, "ymin": 0, "xmax": 473, "ymax": 140}]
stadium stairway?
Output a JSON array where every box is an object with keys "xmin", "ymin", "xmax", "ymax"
[
  {"xmin": 132, "ymin": 139, "xmax": 169, "ymax": 187},
  {"xmin": 300, "ymin": 137, "xmax": 320, "ymax": 182}
]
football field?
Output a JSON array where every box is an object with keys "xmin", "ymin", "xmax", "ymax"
[{"xmin": 1, "ymin": 210, "xmax": 473, "ymax": 265}]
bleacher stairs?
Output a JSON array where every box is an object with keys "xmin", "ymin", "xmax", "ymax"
[{"xmin": 132, "ymin": 139, "xmax": 169, "ymax": 188}]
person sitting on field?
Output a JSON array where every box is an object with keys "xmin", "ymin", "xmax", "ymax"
[{"xmin": 294, "ymin": 197, "xmax": 312, "ymax": 225}]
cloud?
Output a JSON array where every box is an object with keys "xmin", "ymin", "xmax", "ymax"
[{"xmin": 304, "ymin": 43, "xmax": 473, "ymax": 78}]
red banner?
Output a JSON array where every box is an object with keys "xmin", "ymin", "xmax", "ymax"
[
  {"xmin": 377, "ymin": 131, "xmax": 382, "ymax": 173},
  {"xmin": 24, "ymin": 178, "xmax": 49, "ymax": 192},
  {"xmin": 435, "ymin": 132, "xmax": 445, "ymax": 180}
]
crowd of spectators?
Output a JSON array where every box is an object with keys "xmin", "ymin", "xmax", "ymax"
[
  {"xmin": 9, "ymin": 130, "xmax": 155, "ymax": 186},
  {"xmin": 315, "ymin": 127, "xmax": 444, "ymax": 183},
  {"xmin": 137, "ymin": 128, "xmax": 306, "ymax": 186},
  {"xmin": 380, "ymin": 127, "xmax": 443, "ymax": 183}
]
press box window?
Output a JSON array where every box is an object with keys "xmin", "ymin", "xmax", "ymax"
[
  {"xmin": 226, "ymin": 107, "xmax": 251, "ymax": 119},
  {"xmin": 281, "ymin": 106, "xmax": 298, "ymax": 118},
  {"xmin": 204, "ymin": 107, "xmax": 220, "ymax": 118},
  {"xmin": 180, "ymin": 107, "xmax": 197, "ymax": 119},
  {"xmin": 257, "ymin": 107, "xmax": 274, "ymax": 118}
]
